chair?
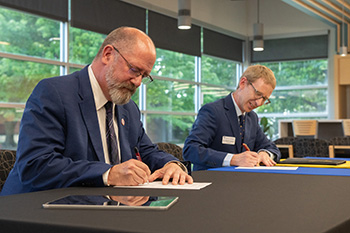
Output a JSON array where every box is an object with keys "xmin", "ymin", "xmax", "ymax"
[
  {"xmin": 156, "ymin": 142, "xmax": 184, "ymax": 161},
  {"xmin": 273, "ymin": 137, "xmax": 296, "ymax": 158},
  {"xmin": 343, "ymin": 119, "xmax": 350, "ymax": 136},
  {"xmin": 0, "ymin": 150, "xmax": 16, "ymax": 191},
  {"xmin": 328, "ymin": 136, "xmax": 350, "ymax": 158},
  {"xmin": 292, "ymin": 120, "xmax": 318, "ymax": 138},
  {"xmin": 156, "ymin": 142, "xmax": 192, "ymax": 174},
  {"xmin": 292, "ymin": 138, "xmax": 329, "ymax": 158}
]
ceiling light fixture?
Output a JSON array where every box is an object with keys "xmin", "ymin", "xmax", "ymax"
[
  {"xmin": 253, "ymin": 0, "xmax": 264, "ymax": 52},
  {"xmin": 178, "ymin": 0, "xmax": 191, "ymax": 30}
]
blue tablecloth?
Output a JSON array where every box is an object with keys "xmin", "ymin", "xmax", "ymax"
[{"xmin": 209, "ymin": 157, "xmax": 350, "ymax": 177}]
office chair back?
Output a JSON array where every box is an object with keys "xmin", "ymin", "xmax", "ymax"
[
  {"xmin": 0, "ymin": 150, "xmax": 16, "ymax": 191},
  {"xmin": 292, "ymin": 120, "xmax": 318, "ymax": 138},
  {"xmin": 292, "ymin": 138, "xmax": 329, "ymax": 158},
  {"xmin": 273, "ymin": 137, "xmax": 296, "ymax": 158},
  {"xmin": 328, "ymin": 136, "xmax": 350, "ymax": 158},
  {"xmin": 156, "ymin": 142, "xmax": 184, "ymax": 161}
]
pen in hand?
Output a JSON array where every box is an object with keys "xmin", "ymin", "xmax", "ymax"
[
  {"xmin": 242, "ymin": 143, "xmax": 250, "ymax": 151},
  {"xmin": 134, "ymin": 147, "xmax": 149, "ymax": 184},
  {"xmin": 134, "ymin": 147, "xmax": 142, "ymax": 161}
]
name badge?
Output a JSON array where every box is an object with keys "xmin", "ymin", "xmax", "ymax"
[{"xmin": 222, "ymin": 136, "xmax": 236, "ymax": 145}]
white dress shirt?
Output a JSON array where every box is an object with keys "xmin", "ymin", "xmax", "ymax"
[{"xmin": 88, "ymin": 65, "xmax": 121, "ymax": 184}]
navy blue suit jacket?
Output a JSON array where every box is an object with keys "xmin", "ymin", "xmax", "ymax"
[
  {"xmin": 1, "ymin": 66, "xmax": 176, "ymax": 195},
  {"xmin": 183, "ymin": 93, "xmax": 281, "ymax": 171}
]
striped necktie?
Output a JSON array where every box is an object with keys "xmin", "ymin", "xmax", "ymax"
[
  {"xmin": 105, "ymin": 101, "xmax": 119, "ymax": 164},
  {"xmin": 239, "ymin": 114, "xmax": 245, "ymax": 143}
]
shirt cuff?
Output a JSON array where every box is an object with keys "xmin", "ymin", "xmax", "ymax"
[
  {"xmin": 103, "ymin": 168, "xmax": 111, "ymax": 186},
  {"xmin": 223, "ymin": 153, "xmax": 234, "ymax": 167}
]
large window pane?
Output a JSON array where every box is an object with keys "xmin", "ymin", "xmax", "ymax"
[
  {"xmin": 152, "ymin": 48, "xmax": 195, "ymax": 81},
  {"xmin": 146, "ymin": 80, "xmax": 195, "ymax": 112},
  {"xmin": 131, "ymin": 89, "xmax": 139, "ymax": 106},
  {"xmin": 69, "ymin": 27, "xmax": 106, "ymax": 65},
  {"xmin": 0, "ymin": 58, "xmax": 60, "ymax": 103},
  {"xmin": 201, "ymin": 55, "xmax": 238, "ymax": 87},
  {"xmin": 260, "ymin": 59, "xmax": 327, "ymax": 86},
  {"xmin": 0, "ymin": 107, "xmax": 22, "ymax": 150},
  {"xmin": 0, "ymin": 58, "xmax": 60, "ymax": 150},
  {"xmin": 146, "ymin": 114, "xmax": 195, "ymax": 144},
  {"xmin": 256, "ymin": 88, "xmax": 327, "ymax": 115},
  {"xmin": 201, "ymin": 85, "xmax": 231, "ymax": 106},
  {"xmin": 68, "ymin": 66, "xmax": 82, "ymax": 74},
  {"xmin": 0, "ymin": 7, "xmax": 60, "ymax": 60},
  {"xmin": 254, "ymin": 59, "xmax": 328, "ymax": 139}
]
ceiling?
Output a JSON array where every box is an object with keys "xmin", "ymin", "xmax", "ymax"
[{"xmin": 284, "ymin": 0, "xmax": 350, "ymax": 53}]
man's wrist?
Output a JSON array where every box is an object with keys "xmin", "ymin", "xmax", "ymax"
[
  {"xmin": 257, "ymin": 149, "xmax": 275, "ymax": 161},
  {"xmin": 165, "ymin": 160, "xmax": 188, "ymax": 174}
]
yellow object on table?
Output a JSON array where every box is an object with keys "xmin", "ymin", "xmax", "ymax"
[{"xmin": 276, "ymin": 159, "xmax": 350, "ymax": 169}]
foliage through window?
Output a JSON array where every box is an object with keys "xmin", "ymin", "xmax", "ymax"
[
  {"xmin": 0, "ymin": 6, "xmax": 328, "ymax": 149},
  {"xmin": 254, "ymin": 59, "xmax": 328, "ymax": 139}
]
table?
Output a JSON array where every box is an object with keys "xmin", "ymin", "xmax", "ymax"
[
  {"xmin": 210, "ymin": 165, "xmax": 350, "ymax": 177},
  {"xmin": 1, "ymin": 170, "xmax": 350, "ymax": 233}
]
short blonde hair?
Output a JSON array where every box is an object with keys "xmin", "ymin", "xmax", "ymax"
[{"xmin": 238, "ymin": 64, "xmax": 276, "ymax": 89}]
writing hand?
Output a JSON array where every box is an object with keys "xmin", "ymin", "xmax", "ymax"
[
  {"xmin": 230, "ymin": 151, "xmax": 259, "ymax": 167},
  {"xmin": 107, "ymin": 159, "xmax": 151, "ymax": 186}
]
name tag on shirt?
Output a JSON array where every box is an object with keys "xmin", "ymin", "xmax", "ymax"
[{"xmin": 222, "ymin": 136, "xmax": 236, "ymax": 145}]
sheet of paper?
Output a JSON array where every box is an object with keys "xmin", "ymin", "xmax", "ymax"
[
  {"xmin": 235, "ymin": 166, "xmax": 298, "ymax": 170},
  {"xmin": 114, "ymin": 181, "xmax": 212, "ymax": 190}
]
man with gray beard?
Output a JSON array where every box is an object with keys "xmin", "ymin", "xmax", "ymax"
[{"xmin": 1, "ymin": 27, "xmax": 192, "ymax": 196}]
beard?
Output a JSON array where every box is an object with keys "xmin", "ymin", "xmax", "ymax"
[{"xmin": 105, "ymin": 65, "xmax": 137, "ymax": 105}]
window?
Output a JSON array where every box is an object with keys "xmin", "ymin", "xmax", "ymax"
[
  {"xmin": 69, "ymin": 27, "xmax": 106, "ymax": 65},
  {"xmin": 0, "ymin": 7, "xmax": 60, "ymax": 59},
  {"xmin": 0, "ymin": 3, "xmax": 243, "ymax": 148},
  {"xmin": 146, "ymin": 115, "xmax": 195, "ymax": 144},
  {"xmin": 142, "ymin": 49, "xmax": 240, "ymax": 144},
  {"xmin": 3, "ymin": 4, "xmax": 329, "ymax": 149},
  {"xmin": 145, "ymin": 49, "xmax": 197, "ymax": 144},
  {"xmin": 0, "ymin": 7, "xmax": 61, "ymax": 149},
  {"xmin": 254, "ymin": 59, "xmax": 328, "ymax": 139},
  {"xmin": 152, "ymin": 48, "xmax": 195, "ymax": 81},
  {"xmin": 201, "ymin": 55, "xmax": 237, "ymax": 87},
  {"xmin": 201, "ymin": 55, "xmax": 238, "ymax": 105}
]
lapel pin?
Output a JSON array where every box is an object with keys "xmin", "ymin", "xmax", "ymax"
[{"xmin": 121, "ymin": 118, "xmax": 125, "ymax": 126}]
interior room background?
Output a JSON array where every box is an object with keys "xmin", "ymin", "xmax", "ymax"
[{"xmin": 0, "ymin": 0, "xmax": 343, "ymax": 150}]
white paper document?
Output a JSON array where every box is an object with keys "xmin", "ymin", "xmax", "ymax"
[
  {"xmin": 235, "ymin": 166, "xmax": 298, "ymax": 170},
  {"xmin": 114, "ymin": 181, "xmax": 212, "ymax": 190}
]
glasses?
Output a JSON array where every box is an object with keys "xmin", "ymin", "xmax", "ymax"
[
  {"xmin": 112, "ymin": 45, "xmax": 153, "ymax": 84},
  {"xmin": 248, "ymin": 81, "xmax": 271, "ymax": 105}
]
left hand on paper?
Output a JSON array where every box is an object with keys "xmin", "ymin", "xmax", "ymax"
[
  {"xmin": 148, "ymin": 162, "xmax": 193, "ymax": 185},
  {"xmin": 258, "ymin": 151, "xmax": 276, "ymax": 167}
]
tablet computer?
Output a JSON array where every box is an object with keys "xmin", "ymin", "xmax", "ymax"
[
  {"xmin": 43, "ymin": 195, "xmax": 178, "ymax": 210},
  {"xmin": 278, "ymin": 158, "xmax": 346, "ymax": 165}
]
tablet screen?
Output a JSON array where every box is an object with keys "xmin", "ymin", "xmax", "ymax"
[{"xmin": 43, "ymin": 195, "xmax": 178, "ymax": 210}]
